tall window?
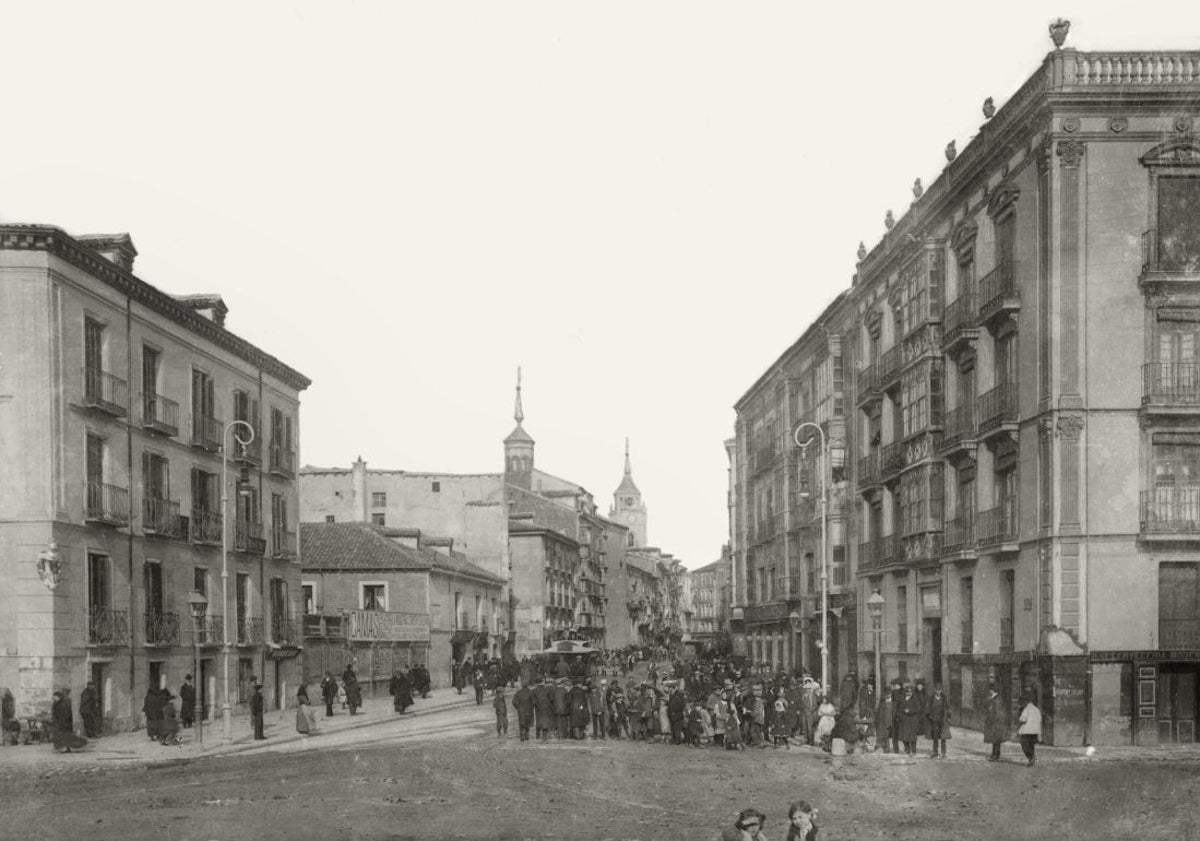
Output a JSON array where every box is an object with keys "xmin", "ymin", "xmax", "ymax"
[
  {"xmin": 1160, "ymin": 563, "xmax": 1200, "ymax": 649},
  {"xmin": 193, "ymin": 567, "xmax": 208, "ymax": 598},
  {"xmin": 142, "ymin": 345, "xmax": 160, "ymax": 398},
  {"xmin": 372, "ymin": 492, "xmax": 387, "ymax": 507},
  {"xmin": 454, "ymin": 592, "xmax": 463, "ymax": 628},
  {"xmin": 301, "ymin": 584, "xmax": 314, "ymax": 614},
  {"xmin": 191, "ymin": 468, "xmax": 218, "ymax": 515},
  {"xmin": 896, "ymin": 585, "xmax": 908, "ymax": 653},
  {"xmin": 271, "ymin": 408, "xmax": 293, "ymax": 452},
  {"xmin": 191, "ymin": 370, "xmax": 215, "ymax": 420},
  {"xmin": 84, "ymin": 318, "xmax": 104, "ymax": 372},
  {"xmin": 996, "ymin": 468, "xmax": 1018, "ymax": 534},
  {"xmin": 960, "ymin": 577, "xmax": 974, "ymax": 653},
  {"xmin": 143, "ymin": 451, "xmax": 169, "ymax": 499},
  {"xmin": 995, "ymin": 334, "xmax": 1017, "ymax": 387},
  {"xmin": 270, "ymin": 578, "xmax": 289, "ymax": 639},
  {"xmin": 1158, "ymin": 175, "xmax": 1200, "ymax": 272},
  {"xmin": 143, "ymin": 561, "xmax": 163, "ymax": 616},
  {"xmin": 233, "ymin": 389, "xmax": 259, "ymax": 442},
  {"xmin": 236, "ymin": 572, "xmax": 251, "ymax": 640},
  {"xmin": 86, "ymin": 432, "xmax": 105, "ymax": 485},
  {"xmin": 901, "ymin": 369, "xmax": 929, "ymax": 438},
  {"xmin": 362, "ymin": 584, "xmax": 386, "ymax": 611},
  {"xmin": 1000, "ymin": 569, "xmax": 1015, "ymax": 652}
]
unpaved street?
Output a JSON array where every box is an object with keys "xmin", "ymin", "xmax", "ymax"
[{"xmin": 3, "ymin": 704, "xmax": 1198, "ymax": 841}]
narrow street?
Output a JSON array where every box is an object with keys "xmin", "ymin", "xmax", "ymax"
[{"xmin": 4, "ymin": 701, "xmax": 1198, "ymax": 841}]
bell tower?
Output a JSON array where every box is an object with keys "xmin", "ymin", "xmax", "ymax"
[
  {"xmin": 503, "ymin": 367, "xmax": 535, "ymax": 490},
  {"xmin": 610, "ymin": 438, "xmax": 647, "ymax": 547}
]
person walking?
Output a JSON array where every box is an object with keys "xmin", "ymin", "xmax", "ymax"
[
  {"xmin": 321, "ymin": 672, "xmax": 338, "ymax": 718},
  {"xmin": 512, "ymin": 681, "xmax": 534, "ymax": 741},
  {"xmin": 79, "ymin": 679, "xmax": 101, "ymax": 738},
  {"xmin": 984, "ymin": 684, "xmax": 1009, "ymax": 761},
  {"xmin": 296, "ymin": 685, "xmax": 317, "ymax": 735},
  {"xmin": 51, "ymin": 689, "xmax": 86, "ymax": 753},
  {"xmin": 179, "ymin": 674, "xmax": 196, "ymax": 730},
  {"xmin": 250, "ymin": 683, "xmax": 266, "ymax": 740},
  {"xmin": 474, "ymin": 668, "xmax": 486, "ymax": 706},
  {"xmin": 927, "ymin": 683, "xmax": 949, "ymax": 758},
  {"xmin": 493, "ymin": 685, "xmax": 509, "ymax": 737},
  {"xmin": 143, "ymin": 685, "xmax": 165, "ymax": 742},
  {"xmin": 895, "ymin": 683, "xmax": 923, "ymax": 756},
  {"xmin": 159, "ymin": 692, "xmax": 182, "ymax": 745},
  {"xmin": 1017, "ymin": 693, "xmax": 1042, "ymax": 766}
]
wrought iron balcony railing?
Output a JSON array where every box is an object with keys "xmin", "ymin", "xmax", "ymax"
[
  {"xmin": 977, "ymin": 505, "xmax": 1018, "ymax": 545},
  {"xmin": 942, "ymin": 292, "xmax": 978, "ymax": 341},
  {"xmin": 271, "ymin": 616, "xmax": 298, "ymax": 645},
  {"xmin": 189, "ymin": 509, "xmax": 223, "ymax": 545},
  {"xmin": 85, "ymin": 481, "xmax": 130, "ymax": 526},
  {"xmin": 143, "ymin": 610, "xmax": 181, "ymax": 646},
  {"xmin": 142, "ymin": 496, "xmax": 182, "ymax": 538},
  {"xmin": 87, "ymin": 607, "xmax": 130, "ymax": 645},
  {"xmin": 271, "ymin": 526, "xmax": 297, "ymax": 559},
  {"xmin": 269, "ymin": 445, "xmax": 296, "ymax": 478},
  {"xmin": 194, "ymin": 614, "xmax": 223, "ymax": 646},
  {"xmin": 878, "ymin": 346, "xmax": 902, "ymax": 386},
  {"xmin": 941, "ymin": 404, "xmax": 976, "ymax": 450},
  {"xmin": 1142, "ymin": 362, "xmax": 1200, "ymax": 405},
  {"xmin": 235, "ymin": 434, "xmax": 263, "ymax": 465},
  {"xmin": 83, "ymin": 367, "xmax": 129, "ymax": 416},
  {"xmin": 856, "ymin": 449, "xmax": 881, "ymax": 488},
  {"xmin": 234, "ymin": 520, "xmax": 266, "ymax": 555},
  {"xmin": 237, "ymin": 617, "xmax": 265, "ymax": 645},
  {"xmin": 978, "ymin": 260, "xmax": 1019, "ymax": 313},
  {"xmin": 1140, "ymin": 487, "xmax": 1200, "ymax": 534},
  {"xmin": 141, "ymin": 392, "xmax": 179, "ymax": 436},
  {"xmin": 1142, "ymin": 228, "xmax": 1200, "ymax": 275},
  {"xmin": 941, "ymin": 514, "xmax": 975, "ymax": 554},
  {"xmin": 881, "ymin": 441, "xmax": 906, "ymax": 477},
  {"xmin": 191, "ymin": 414, "xmax": 222, "ymax": 451},
  {"xmin": 977, "ymin": 383, "xmax": 1018, "ymax": 433}
]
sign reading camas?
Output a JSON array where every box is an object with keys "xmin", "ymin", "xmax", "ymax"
[{"xmin": 347, "ymin": 609, "xmax": 431, "ymax": 642}]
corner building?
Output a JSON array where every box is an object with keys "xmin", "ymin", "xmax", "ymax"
[
  {"xmin": 0, "ymin": 225, "xmax": 310, "ymax": 731},
  {"xmin": 734, "ymin": 40, "xmax": 1200, "ymax": 746}
]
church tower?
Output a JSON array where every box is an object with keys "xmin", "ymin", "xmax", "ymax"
[
  {"xmin": 503, "ymin": 367, "xmax": 535, "ymax": 490},
  {"xmin": 610, "ymin": 438, "xmax": 647, "ymax": 547}
]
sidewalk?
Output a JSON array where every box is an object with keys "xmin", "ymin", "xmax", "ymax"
[{"xmin": 0, "ymin": 687, "xmax": 476, "ymax": 771}]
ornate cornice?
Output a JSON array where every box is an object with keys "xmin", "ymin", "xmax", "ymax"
[
  {"xmin": 1056, "ymin": 415, "xmax": 1085, "ymax": 440},
  {"xmin": 1057, "ymin": 139, "xmax": 1086, "ymax": 169},
  {"xmin": 950, "ymin": 219, "xmax": 979, "ymax": 260},
  {"xmin": 986, "ymin": 183, "xmax": 1021, "ymax": 220},
  {"xmin": 1140, "ymin": 137, "xmax": 1200, "ymax": 167},
  {"xmin": 0, "ymin": 225, "xmax": 311, "ymax": 391}
]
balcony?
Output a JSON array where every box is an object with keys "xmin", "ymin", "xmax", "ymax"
[
  {"xmin": 857, "ymin": 535, "xmax": 896, "ymax": 573},
  {"xmin": 939, "ymin": 405, "xmax": 977, "ymax": 462},
  {"xmin": 942, "ymin": 293, "xmax": 979, "ymax": 356},
  {"xmin": 87, "ymin": 607, "xmax": 130, "ymax": 645},
  {"xmin": 1140, "ymin": 229, "xmax": 1200, "ymax": 294},
  {"xmin": 82, "ymin": 367, "xmax": 129, "ymax": 417},
  {"xmin": 977, "ymin": 383, "xmax": 1018, "ymax": 442},
  {"xmin": 881, "ymin": 440, "xmax": 906, "ymax": 481},
  {"xmin": 269, "ymin": 445, "xmax": 296, "ymax": 479},
  {"xmin": 1140, "ymin": 487, "xmax": 1200, "ymax": 538},
  {"xmin": 143, "ymin": 610, "xmax": 181, "ymax": 647},
  {"xmin": 189, "ymin": 509, "xmax": 223, "ymax": 546},
  {"xmin": 85, "ymin": 481, "xmax": 130, "ymax": 526},
  {"xmin": 191, "ymin": 414, "xmax": 222, "ymax": 452},
  {"xmin": 978, "ymin": 260, "xmax": 1020, "ymax": 331},
  {"xmin": 234, "ymin": 434, "xmax": 262, "ymax": 466},
  {"xmin": 977, "ymin": 505, "xmax": 1018, "ymax": 550},
  {"xmin": 1161, "ymin": 619, "xmax": 1200, "ymax": 650},
  {"xmin": 940, "ymin": 514, "xmax": 976, "ymax": 560},
  {"xmin": 142, "ymin": 496, "xmax": 182, "ymax": 538},
  {"xmin": 236, "ymin": 617, "xmax": 265, "ymax": 646},
  {"xmin": 1142, "ymin": 363, "xmax": 1200, "ymax": 413},
  {"xmin": 271, "ymin": 526, "xmax": 297, "ymax": 559},
  {"xmin": 999, "ymin": 617, "xmax": 1014, "ymax": 653},
  {"xmin": 856, "ymin": 449, "xmax": 882, "ymax": 491},
  {"xmin": 196, "ymin": 614, "xmax": 223, "ymax": 647},
  {"xmin": 234, "ymin": 520, "xmax": 267, "ymax": 555},
  {"xmin": 141, "ymin": 393, "xmax": 179, "ymax": 436},
  {"xmin": 775, "ymin": 574, "xmax": 805, "ymax": 601},
  {"xmin": 856, "ymin": 365, "xmax": 880, "ymax": 406},
  {"xmin": 271, "ymin": 616, "xmax": 298, "ymax": 645},
  {"xmin": 303, "ymin": 614, "xmax": 344, "ymax": 638},
  {"xmin": 878, "ymin": 346, "xmax": 902, "ymax": 391}
]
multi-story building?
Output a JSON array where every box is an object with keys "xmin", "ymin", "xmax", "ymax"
[
  {"xmin": 688, "ymin": 547, "xmax": 732, "ymax": 655},
  {"xmin": 733, "ymin": 25, "xmax": 1200, "ymax": 746},
  {"xmin": 0, "ymin": 225, "xmax": 310, "ymax": 731}
]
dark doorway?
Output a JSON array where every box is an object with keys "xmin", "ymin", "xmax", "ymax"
[
  {"xmin": 1158, "ymin": 664, "xmax": 1198, "ymax": 744},
  {"xmin": 925, "ymin": 618, "xmax": 943, "ymax": 687},
  {"xmin": 90, "ymin": 662, "xmax": 106, "ymax": 730},
  {"xmin": 199, "ymin": 658, "xmax": 212, "ymax": 720}
]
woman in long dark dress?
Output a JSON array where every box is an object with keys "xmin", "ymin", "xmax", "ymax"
[{"xmin": 51, "ymin": 690, "xmax": 86, "ymax": 752}]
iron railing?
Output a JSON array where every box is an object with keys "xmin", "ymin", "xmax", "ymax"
[
  {"xmin": 141, "ymin": 392, "xmax": 179, "ymax": 435},
  {"xmin": 1143, "ymin": 362, "xmax": 1200, "ymax": 405},
  {"xmin": 978, "ymin": 260, "xmax": 1019, "ymax": 313},
  {"xmin": 941, "ymin": 404, "xmax": 976, "ymax": 449},
  {"xmin": 977, "ymin": 505, "xmax": 1018, "ymax": 544},
  {"xmin": 191, "ymin": 414, "xmax": 222, "ymax": 451},
  {"xmin": 942, "ymin": 292, "xmax": 978, "ymax": 340},
  {"xmin": 881, "ymin": 440, "xmax": 906, "ymax": 476},
  {"xmin": 234, "ymin": 434, "xmax": 262, "ymax": 465},
  {"xmin": 941, "ymin": 514, "xmax": 975, "ymax": 554},
  {"xmin": 269, "ymin": 445, "xmax": 296, "ymax": 478},
  {"xmin": 1140, "ymin": 487, "xmax": 1200, "ymax": 533},
  {"xmin": 195, "ymin": 614, "xmax": 223, "ymax": 646},
  {"xmin": 271, "ymin": 526, "xmax": 297, "ymax": 559},
  {"xmin": 999, "ymin": 617, "xmax": 1014, "ymax": 653},
  {"xmin": 237, "ymin": 617, "xmax": 265, "ymax": 645},
  {"xmin": 856, "ymin": 365, "xmax": 877, "ymax": 403},
  {"xmin": 977, "ymin": 383, "xmax": 1018, "ymax": 432},
  {"xmin": 83, "ymin": 367, "xmax": 129, "ymax": 416},
  {"xmin": 189, "ymin": 509, "xmax": 223, "ymax": 545},
  {"xmin": 88, "ymin": 607, "xmax": 130, "ymax": 645},
  {"xmin": 85, "ymin": 481, "xmax": 130, "ymax": 526},
  {"xmin": 234, "ymin": 520, "xmax": 266, "ymax": 555},
  {"xmin": 878, "ymin": 345, "xmax": 902, "ymax": 386},
  {"xmin": 856, "ymin": 449, "xmax": 881, "ymax": 488},
  {"xmin": 143, "ymin": 610, "xmax": 181, "ymax": 646},
  {"xmin": 142, "ymin": 496, "xmax": 182, "ymax": 538},
  {"xmin": 271, "ymin": 616, "xmax": 298, "ymax": 645}
]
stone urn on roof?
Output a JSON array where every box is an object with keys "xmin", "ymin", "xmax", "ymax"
[{"xmin": 1049, "ymin": 18, "xmax": 1070, "ymax": 49}]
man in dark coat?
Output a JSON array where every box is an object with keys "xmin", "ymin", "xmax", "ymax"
[
  {"xmin": 875, "ymin": 686, "xmax": 896, "ymax": 753},
  {"xmin": 250, "ymin": 683, "xmax": 266, "ymax": 740},
  {"xmin": 143, "ymin": 685, "xmax": 165, "ymax": 741},
  {"xmin": 533, "ymin": 678, "xmax": 554, "ymax": 741},
  {"xmin": 389, "ymin": 670, "xmax": 413, "ymax": 714},
  {"xmin": 568, "ymin": 680, "xmax": 590, "ymax": 740},
  {"xmin": 79, "ymin": 680, "xmax": 101, "ymax": 738},
  {"xmin": 51, "ymin": 689, "xmax": 85, "ymax": 752},
  {"xmin": 553, "ymin": 678, "xmax": 571, "ymax": 740},
  {"xmin": 512, "ymin": 681, "xmax": 535, "ymax": 741},
  {"xmin": 493, "ymin": 685, "xmax": 509, "ymax": 737},
  {"xmin": 320, "ymin": 672, "xmax": 338, "ymax": 717},
  {"xmin": 474, "ymin": 667, "xmax": 486, "ymax": 705},
  {"xmin": 895, "ymin": 683, "xmax": 923, "ymax": 755},
  {"xmin": 667, "ymin": 683, "xmax": 687, "ymax": 745},
  {"xmin": 839, "ymin": 669, "xmax": 859, "ymax": 713},
  {"xmin": 913, "ymin": 676, "xmax": 930, "ymax": 739},
  {"xmin": 452, "ymin": 662, "xmax": 465, "ymax": 694},
  {"xmin": 927, "ymin": 683, "xmax": 949, "ymax": 758},
  {"xmin": 984, "ymin": 684, "xmax": 1009, "ymax": 761},
  {"xmin": 414, "ymin": 665, "xmax": 430, "ymax": 698},
  {"xmin": 179, "ymin": 674, "xmax": 196, "ymax": 729},
  {"xmin": 345, "ymin": 674, "xmax": 362, "ymax": 715}
]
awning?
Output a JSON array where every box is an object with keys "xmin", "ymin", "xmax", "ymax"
[{"xmin": 450, "ymin": 630, "xmax": 476, "ymax": 644}]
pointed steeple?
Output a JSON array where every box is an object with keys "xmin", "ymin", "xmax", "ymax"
[
  {"xmin": 504, "ymin": 366, "xmax": 534, "ymax": 445},
  {"xmin": 615, "ymin": 438, "xmax": 640, "ymax": 496},
  {"xmin": 514, "ymin": 365, "xmax": 524, "ymax": 425},
  {"xmin": 623, "ymin": 437, "xmax": 632, "ymax": 476},
  {"xmin": 504, "ymin": 366, "xmax": 534, "ymax": 487}
]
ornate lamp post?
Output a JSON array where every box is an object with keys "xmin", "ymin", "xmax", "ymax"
[
  {"xmin": 867, "ymin": 588, "xmax": 885, "ymax": 698},
  {"xmin": 793, "ymin": 421, "xmax": 828, "ymax": 694},
  {"xmin": 221, "ymin": 420, "xmax": 255, "ymax": 741},
  {"xmin": 186, "ymin": 589, "xmax": 208, "ymax": 748},
  {"xmin": 788, "ymin": 610, "xmax": 803, "ymax": 673}
]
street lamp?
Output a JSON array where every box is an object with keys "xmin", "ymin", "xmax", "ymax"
[
  {"xmin": 867, "ymin": 588, "xmax": 885, "ymax": 699},
  {"xmin": 186, "ymin": 589, "xmax": 208, "ymax": 748},
  {"xmin": 221, "ymin": 419, "xmax": 255, "ymax": 741},
  {"xmin": 788, "ymin": 610, "xmax": 802, "ymax": 673},
  {"xmin": 793, "ymin": 421, "xmax": 829, "ymax": 694}
]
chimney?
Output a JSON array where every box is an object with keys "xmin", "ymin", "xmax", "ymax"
[
  {"xmin": 78, "ymin": 233, "xmax": 137, "ymax": 273},
  {"xmin": 351, "ymin": 456, "xmax": 368, "ymax": 522}
]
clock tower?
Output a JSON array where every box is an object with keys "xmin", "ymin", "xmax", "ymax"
[{"xmin": 610, "ymin": 438, "xmax": 647, "ymax": 547}]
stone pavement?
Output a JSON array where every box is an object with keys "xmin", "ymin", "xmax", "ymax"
[{"xmin": 0, "ymin": 686, "xmax": 476, "ymax": 773}]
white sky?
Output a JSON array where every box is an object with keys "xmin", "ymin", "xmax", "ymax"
[{"xmin": 3, "ymin": 2, "xmax": 1197, "ymax": 568}]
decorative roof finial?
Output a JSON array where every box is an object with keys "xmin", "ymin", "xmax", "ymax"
[
  {"xmin": 624, "ymin": 437, "xmax": 632, "ymax": 475},
  {"xmin": 884, "ymin": 210, "xmax": 895, "ymax": 230},
  {"xmin": 983, "ymin": 97, "xmax": 996, "ymax": 119},
  {"xmin": 857, "ymin": 241, "xmax": 867, "ymax": 261},
  {"xmin": 514, "ymin": 366, "xmax": 524, "ymax": 425},
  {"xmin": 945, "ymin": 140, "xmax": 957, "ymax": 162},
  {"xmin": 912, "ymin": 178, "xmax": 923, "ymax": 199},
  {"xmin": 1049, "ymin": 18, "xmax": 1070, "ymax": 50}
]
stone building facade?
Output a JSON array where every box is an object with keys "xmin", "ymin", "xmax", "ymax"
[{"xmin": 0, "ymin": 225, "xmax": 309, "ymax": 731}]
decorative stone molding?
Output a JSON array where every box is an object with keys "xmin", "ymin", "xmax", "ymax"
[
  {"xmin": 1056, "ymin": 415, "xmax": 1085, "ymax": 440},
  {"xmin": 1057, "ymin": 140, "xmax": 1085, "ymax": 169},
  {"xmin": 1140, "ymin": 138, "xmax": 1200, "ymax": 167},
  {"xmin": 1038, "ymin": 417, "xmax": 1055, "ymax": 440},
  {"xmin": 866, "ymin": 309, "xmax": 883, "ymax": 340},
  {"xmin": 1109, "ymin": 116, "xmax": 1129, "ymax": 133},
  {"xmin": 1062, "ymin": 117, "xmax": 1080, "ymax": 133},
  {"xmin": 950, "ymin": 219, "xmax": 979, "ymax": 260},
  {"xmin": 986, "ymin": 183, "xmax": 1021, "ymax": 220},
  {"xmin": 1176, "ymin": 116, "xmax": 1194, "ymax": 133}
]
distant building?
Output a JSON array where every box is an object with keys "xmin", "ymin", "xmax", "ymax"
[
  {"xmin": 0, "ymin": 225, "xmax": 310, "ymax": 731},
  {"xmin": 688, "ymin": 548, "xmax": 732, "ymax": 655},
  {"xmin": 609, "ymin": 439, "xmax": 648, "ymax": 547}
]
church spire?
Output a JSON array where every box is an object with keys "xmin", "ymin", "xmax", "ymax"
[
  {"xmin": 514, "ymin": 366, "xmax": 524, "ymax": 425},
  {"xmin": 624, "ymin": 437, "xmax": 632, "ymax": 475}
]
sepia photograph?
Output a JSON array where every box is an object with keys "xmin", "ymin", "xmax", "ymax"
[{"xmin": 2, "ymin": 1, "xmax": 1199, "ymax": 838}]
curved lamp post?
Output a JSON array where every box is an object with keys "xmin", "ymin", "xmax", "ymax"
[
  {"xmin": 793, "ymin": 422, "xmax": 828, "ymax": 694},
  {"xmin": 186, "ymin": 589, "xmax": 208, "ymax": 748},
  {"xmin": 867, "ymin": 588, "xmax": 885, "ymax": 699},
  {"xmin": 221, "ymin": 419, "xmax": 255, "ymax": 741}
]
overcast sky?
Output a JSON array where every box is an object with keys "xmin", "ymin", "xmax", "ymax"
[{"xmin": 3, "ymin": 2, "xmax": 1196, "ymax": 568}]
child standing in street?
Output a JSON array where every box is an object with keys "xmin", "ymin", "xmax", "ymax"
[{"xmin": 493, "ymin": 685, "xmax": 509, "ymax": 737}]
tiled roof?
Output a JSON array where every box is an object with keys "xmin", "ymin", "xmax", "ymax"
[
  {"xmin": 429, "ymin": 552, "xmax": 505, "ymax": 585},
  {"xmin": 301, "ymin": 522, "xmax": 428, "ymax": 570}
]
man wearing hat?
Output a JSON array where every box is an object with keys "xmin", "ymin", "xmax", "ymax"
[
  {"xmin": 553, "ymin": 677, "xmax": 570, "ymax": 740},
  {"xmin": 79, "ymin": 679, "xmax": 101, "ymax": 739},
  {"xmin": 179, "ymin": 674, "xmax": 196, "ymax": 729},
  {"xmin": 512, "ymin": 680, "xmax": 534, "ymax": 741},
  {"xmin": 983, "ymin": 684, "xmax": 1008, "ymax": 761},
  {"xmin": 250, "ymin": 683, "xmax": 266, "ymax": 740},
  {"xmin": 589, "ymin": 679, "xmax": 608, "ymax": 739}
]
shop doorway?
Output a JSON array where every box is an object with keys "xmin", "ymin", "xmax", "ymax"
[
  {"xmin": 1158, "ymin": 664, "xmax": 1198, "ymax": 744},
  {"xmin": 90, "ymin": 663, "xmax": 107, "ymax": 729},
  {"xmin": 924, "ymin": 618, "xmax": 943, "ymax": 687}
]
